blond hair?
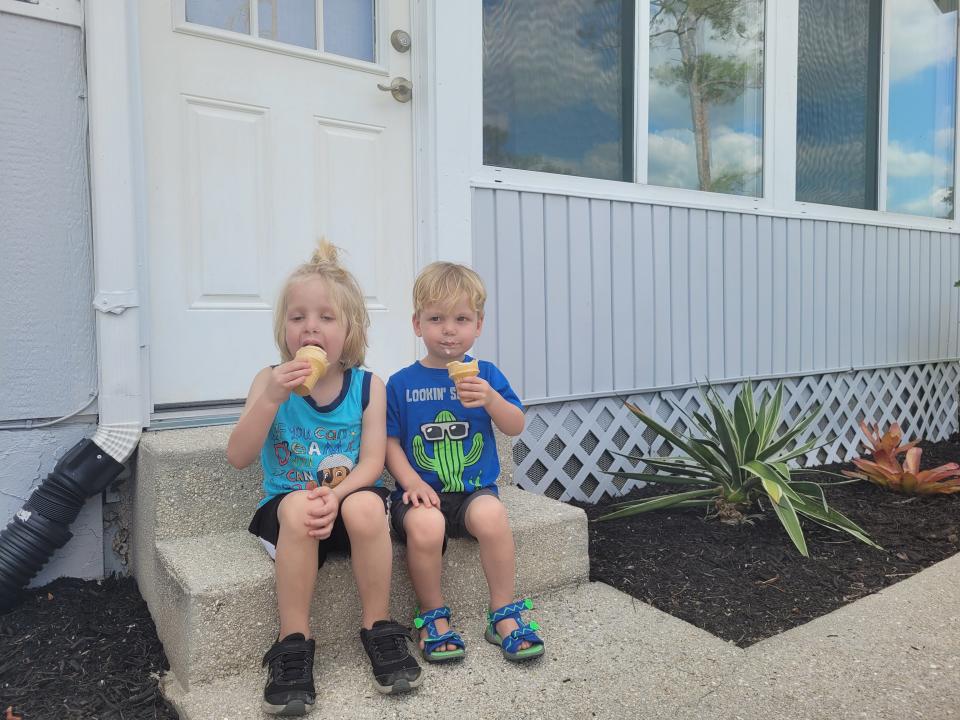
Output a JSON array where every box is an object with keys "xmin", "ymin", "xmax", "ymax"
[
  {"xmin": 412, "ymin": 262, "xmax": 487, "ymax": 317},
  {"xmin": 273, "ymin": 239, "xmax": 369, "ymax": 367}
]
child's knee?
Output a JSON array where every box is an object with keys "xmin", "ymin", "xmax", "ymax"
[
  {"xmin": 404, "ymin": 507, "xmax": 445, "ymax": 549},
  {"xmin": 340, "ymin": 491, "xmax": 387, "ymax": 538},
  {"xmin": 277, "ymin": 491, "xmax": 313, "ymax": 537},
  {"xmin": 466, "ymin": 497, "xmax": 509, "ymax": 538}
]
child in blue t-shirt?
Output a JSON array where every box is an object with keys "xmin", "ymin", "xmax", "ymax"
[
  {"xmin": 227, "ymin": 240, "xmax": 421, "ymax": 715},
  {"xmin": 386, "ymin": 262, "xmax": 545, "ymax": 664}
]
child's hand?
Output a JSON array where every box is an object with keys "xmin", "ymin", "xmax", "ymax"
[
  {"xmin": 403, "ymin": 480, "xmax": 440, "ymax": 508},
  {"xmin": 304, "ymin": 485, "xmax": 339, "ymax": 539},
  {"xmin": 457, "ymin": 376, "xmax": 494, "ymax": 409},
  {"xmin": 264, "ymin": 360, "xmax": 313, "ymax": 405}
]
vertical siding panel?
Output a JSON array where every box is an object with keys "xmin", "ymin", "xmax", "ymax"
[
  {"xmin": 723, "ymin": 213, "xmax": 742, "ymax": 377},
  {"xmin": 939, "ymin": 233, "xmax": 952, "ymax": 359},
  {"xmin": 757, "ymin": 216, "xmax": 774, "ymax": 374},
  {"xmin": 741, "ymin": 214, "xmax": 758, "ymax": 376},
  {"xmin": 910, "ymin": 230, "xmax": 930, "ymax": 360},
  {"xmin": 873, "ymin": 226, "xmax": 886, "ymax": 365},
  {"xmin": 953, "ymin": 235, "xmax": 960, "ymax": 356},
  {"xmin": 634, "ymin": 204, "xmax": 656, "ymax": 387},
  {"xmin": 825, "ymin": 223, "xmax": 840, "ymax": 368},
  {"xmin": 787, "ymin": 219, "xmax": 804, "ymax": 373},
  {"xmin": 494, "ymin": 191, "xmax": 523, "ymax": 393},
  {"xmin": 520, "ymin": 193, "xmax": 547, "ymax": 400},
  {"xmin": 591, "ymin": 200, "xmax": 614, "ymax": 390},
  {"xmin": 671, "ymin": 207, "xmax": 691, "ymax": 384},
  {"xmin": 652, "ymin": 205, "xmax": 673, "ymax": 386},
  {"xmin": 472, "ymin": 189, "xmax": 498, "ymax": 365},
  {"xmin": 811, "ymin": 221, "xmax": 827, "ymax": 370},
  {"xmin": 772, "ymin": 218, "xmax": 789, "ymax": 374},
  {"xmin": 852, "ymin": 225, "xmax": 867, "ymax": 367},
  {"xmin": 707, "ymin": 211, "xmax": 726, "ymax": 378},
  {"xmin": 688, "ymin": 209, "xmax": 709, "ymax": 381},
  {"xmin": 610, "ymin": 202, "xmax": 634, "ymax": 390},
  {"xmin": 922, "ymin": 231, "xmax": 935, "ymax": 361},
  {"xmin": 898, "ymin": 228, "xmax": 911, "ymax": 363},
  {"xmin": 838, "ymin": 223, "xmax": 853, "ymax": 367},
  {"xmin": 885, "ymin": 227, "xmax": 898, "ymax": 363},
  {"xmin": 568, "ymin": 197, "xmax": 593, "ymax": 394},
  {"xmin": 544, "ymin": 194, "xmax": 570, "ymax": 396}
]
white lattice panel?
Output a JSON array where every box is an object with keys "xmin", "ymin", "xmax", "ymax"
[{"xmin": 513, "ymin": 362, "xmax": 960, "ymax": 502}]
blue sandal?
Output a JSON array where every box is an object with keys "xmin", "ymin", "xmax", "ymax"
[
  {"xmin": 413, "ymin": 606, "xmax": 466, "ymax": 663},
  {"xmin": 484, "ymin": 598, "xmax": 545, "ymax": 662}
]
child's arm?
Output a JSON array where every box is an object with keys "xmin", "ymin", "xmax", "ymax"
[
  {"xmin": 329, "ymin": 374, "xmax": 388, "ymax": 503},
  {"xmin": 226, "ymin": 361, "xmax": 312, "ymax": 469},
  {"xmin": 457, "ymin": 376, "xmax": 525, "ymax": 436},
  {"xmin": 386, "ymin": 437, "xmax": 439, "ymax": 507}
]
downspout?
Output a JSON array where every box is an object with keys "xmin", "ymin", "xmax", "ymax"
[{"xmin": 0, "ymin": 1, "xmax": 147, "ymax": 612}]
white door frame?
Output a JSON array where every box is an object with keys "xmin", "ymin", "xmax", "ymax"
[{"xmin": 86, "ymin": 0, "xmax": 474, "ymax": 423}]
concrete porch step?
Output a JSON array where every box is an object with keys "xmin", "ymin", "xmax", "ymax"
[
  {"xmin": 147, "ymin": 486, "xmax": 587, "ymax": 691},
  {"xmin": 162, "ymin": 581, "xmax": 741, "ymax": 720}
]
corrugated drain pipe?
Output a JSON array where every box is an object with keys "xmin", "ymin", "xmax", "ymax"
[{"xmin": 0, "ymin": 423, "xmax": 141, "ymax": 613}]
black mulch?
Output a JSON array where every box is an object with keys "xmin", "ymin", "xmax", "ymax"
[
  {"xmin": 0, "ymin": 575, "xmax": 178, "ymax": 720},
  {"xmin": 577, "ymin": 437, "xmax": 960, "ymax": 648}
]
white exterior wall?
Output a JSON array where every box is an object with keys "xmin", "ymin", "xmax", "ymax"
[{"xmin": 0, "ymin": 11, "xmax": 103, "ymax": 582}]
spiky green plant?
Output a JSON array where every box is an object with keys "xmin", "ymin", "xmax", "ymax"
[{"xmin": 599, "ymin": 381, "xmax": 879, "ymax": 557}]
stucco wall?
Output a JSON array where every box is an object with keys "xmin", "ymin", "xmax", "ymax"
[{"xmin": 0, "ymin": 13, "xmax": 102, "ymax": 582}]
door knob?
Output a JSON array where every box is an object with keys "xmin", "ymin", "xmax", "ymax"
[{"xmin": 377, "ymin": 77, "xmax": 412, "ymax": 103}]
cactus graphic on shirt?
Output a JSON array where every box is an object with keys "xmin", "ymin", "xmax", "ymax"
[{"xmin": 413, "ymin": 410, "xmax": 483, "ymax": 493}]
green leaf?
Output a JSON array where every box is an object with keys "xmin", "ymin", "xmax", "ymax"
[
  {"xmin": 742, "ymin": 460, "xmax": 804, "ymax": 504},
  {"xmin": 791, "ymin": 495, "xmax": 881, "ymax": 549},
  {"xmin": 625, "ymin": 402, "xmax": 718, "ymax": 470},
  {"xmin": 759, "ymin": 383, "xmax": 784, "ymax": 447},
  {"xmin": 603, "ymin": 472, "xmax": 715, "ymax": 490},
  {"xmin": 767, "ymin": 493, "xmax": 809, "ymax": 557},
  {"xmin": 597, "ymin": 488, "xmax": 719, "ymax": 521}
]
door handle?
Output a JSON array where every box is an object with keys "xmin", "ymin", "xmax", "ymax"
[{"xmin": 377, "ymin": 77, "xmax": 412, "ymax": 103}]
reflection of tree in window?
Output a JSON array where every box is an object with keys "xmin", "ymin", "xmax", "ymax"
[{"xmin": 650, "ymin": 0, "xmax": 763, "ymax": 195}]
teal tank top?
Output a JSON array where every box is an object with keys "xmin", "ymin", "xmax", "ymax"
[{"xmin": 258, "ymin": 368, "xmax": 374, "ymax": 506}]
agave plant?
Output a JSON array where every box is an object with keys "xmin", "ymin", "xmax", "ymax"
[
  {"xmin": 843, "ymin": 421, "xmax": 960, "ymax": 495},
  {"xmin": 599, "ymin": 381, "xmax": 878, "ymax": 557}
]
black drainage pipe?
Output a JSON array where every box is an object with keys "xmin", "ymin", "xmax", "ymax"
[{"xmin": 0, "ymin": 438, "xmax": 125, "ymax": 613}]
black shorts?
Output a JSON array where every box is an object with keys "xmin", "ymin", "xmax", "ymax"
[
  {"xmin": 390, "ymin": 488, "xmax": 499, "ymax": 550},
  {"xmin": 248, "ymin": 486, "xmax": 389, "ymax": 568}
]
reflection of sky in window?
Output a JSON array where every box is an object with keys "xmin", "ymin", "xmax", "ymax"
[
  {"xmin": 646, "ymin": 1, "xmax": 764, "ymax": 195},
  {"xmin": 483, "ymin": 0, "xmax": 629, "ymax": 180},
  {"xmin": 258, "ymin": 0, "xmax": 316, "ymax": 50},
  {"xmin": 885, "ymin": 2, "xmax": 956, "ymax": 218}
]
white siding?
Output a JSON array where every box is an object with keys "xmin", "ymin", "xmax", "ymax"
[{"xmin": 472, "ymin": 188, "xmax": 960, "ymax": 403}]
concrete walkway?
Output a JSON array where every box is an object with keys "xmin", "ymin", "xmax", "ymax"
[{"xmin": 164, "ymin": 552, "xmax": 960, "ymax": 720}]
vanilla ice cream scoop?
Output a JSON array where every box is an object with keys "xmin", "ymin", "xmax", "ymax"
[
  {"xmin": 293, "ymin": 346, "xmax": 329, "ymax": 396},
  {"xmin": 447, "ymin": 359, "xmax": 479, "ymax": 383}
]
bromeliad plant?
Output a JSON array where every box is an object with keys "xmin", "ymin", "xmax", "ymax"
[
  {"xmin": 599, "ymin": 381, "xmax": 879, "ymax": 557},
  {"xmin": 842, "ymin": 421, "xmax": 960, "ymax": 495}
]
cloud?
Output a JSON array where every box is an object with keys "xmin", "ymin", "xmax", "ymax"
[
  {"xmin": 647, "ymin": 126, "xmax": 762, "ymax": 193},
  {"xmin": 886, "ymin": 142, "xmax": 953, "ymax": 179},
  {"xmin": 891, "ymin": 186, "xmax": 952, "ymax": 217},
  {"xmin": 889, "ymin": 1, "xmax": 957, "ymax": 83}
]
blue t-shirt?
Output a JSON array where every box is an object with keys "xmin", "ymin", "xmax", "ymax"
[
  {"xmin": 386, "ymin": 357, "xmax": 522, "ymax": 500},
  {"xmin": 258, "ymin": 367, "xmax": 374, "ymax": 506}
]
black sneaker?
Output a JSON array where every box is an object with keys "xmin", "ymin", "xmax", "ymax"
[
  {"xmin": 261, "ymin": 633, "xmax": 316, "ymax": 716},
  {"xmin": 359, "ymin": 620, "xmax": 423, "ymax": 694}
]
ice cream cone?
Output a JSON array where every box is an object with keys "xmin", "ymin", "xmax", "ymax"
[
  {"xmin": 447, "ymin": 359, "xmax": 479, "ymax": 384},
  {"xmin": 293, "ymin": 346, "xmax": 329, "ymax": 396}
]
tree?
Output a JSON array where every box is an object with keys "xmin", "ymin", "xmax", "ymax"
[{"xmin": 651, "ymin": 0, "xmax": 761, "ymax": 193}]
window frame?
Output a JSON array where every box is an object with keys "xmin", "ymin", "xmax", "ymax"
[{"xmin": 470, "ymin": 0, "xmax": 960, "ymax": 233}]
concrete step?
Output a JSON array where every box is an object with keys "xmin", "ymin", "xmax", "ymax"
[
  {"xmin": 162, "ymin": 581, "xmax": 742, "ymax": 720},
  {"xmin": 146, "ymin": 486, "xmax": 587, "ymax": 691}
]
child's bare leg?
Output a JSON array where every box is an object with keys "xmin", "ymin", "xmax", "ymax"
[
  {"xmin": 340, "ymin": 491, "xmax": 392, "ymax": 629},
  {"xmin": 464, "ymin": 495, "xmax": 531, "ymax": 650},
  {"xmin": 403, "ymin": 506, "xmax": 456, "ymax": 651},
  {"xmin": 276, "ymin": 491, "xmax": 321, "ymax": 639}
]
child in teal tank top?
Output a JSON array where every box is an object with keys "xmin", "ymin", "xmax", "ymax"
[{"xmin": 227, "ymin": 240, "xmax": 421, "ymax": 714}]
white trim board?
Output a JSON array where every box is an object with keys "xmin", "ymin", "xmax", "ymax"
[{"xmin": 0, "ymin": 0, "xmax": 82, "ymax": 27}]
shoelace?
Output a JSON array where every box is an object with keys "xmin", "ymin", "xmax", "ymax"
[
  {"xmin": 271, "ymin": 649, "xmax": 311, "ymax": 681},
  {"xmin": 369, "ymin": 632, "xmax": 406, "ymax": 663}
]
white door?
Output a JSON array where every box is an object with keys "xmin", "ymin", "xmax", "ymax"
[{"xmin": 139, "ymin": 0, "xmax": 416, "ymax": 406}]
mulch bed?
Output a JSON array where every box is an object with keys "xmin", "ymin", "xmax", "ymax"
[
  {"xmin": 0, "ymin": 576, "xmax": 178, "ymax": 720},
  {"xmin": 578, "ymin": 437, "xmax": 960, "ymax": 648}
]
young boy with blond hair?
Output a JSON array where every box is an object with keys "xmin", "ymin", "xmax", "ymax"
[{"xmin": 385, "ymin": 262, "xmax": 545, "ymax": 663}]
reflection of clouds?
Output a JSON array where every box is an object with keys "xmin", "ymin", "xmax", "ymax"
[
  {"xmin": 484, "ymin": 0, "xmax": 624, "ymax": 119},
  {"xmin": 889, "ymin": 0, "xmax": 956, "ymax": 82},
  {"xmin": 887, "ymin": 142, "xmax": 953, "ymax": 178},
  {"xmin": 891, "ymin": 186, "xmax": 952, "ymax": 217},
  {"xmin": 647, "ymin": 127, "xmax": 761, "ymax": 193}
]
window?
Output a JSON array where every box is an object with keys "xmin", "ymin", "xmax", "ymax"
[
  {"xmin": 479, "ymin": 1, "xmax": 960, "ymax": 223},
  {"xmin": 184, "ymin": 0, "xmax": 376, "ymax": 62}
]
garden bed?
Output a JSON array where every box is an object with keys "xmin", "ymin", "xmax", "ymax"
[{"xmin": 578, "ymin": 437, "xmax": 960, "ymax": 648}]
